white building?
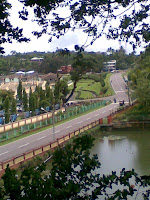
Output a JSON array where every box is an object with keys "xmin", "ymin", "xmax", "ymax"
[{"xmin": 103, "ymin": 60, "xmax": 116, "ymax": 71}]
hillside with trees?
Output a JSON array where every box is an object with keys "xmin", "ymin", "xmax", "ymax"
[
  {"xmin": 128, "ymin": 45, "xmax": 150, "ymax": 113},
  {"xmin": 0, "ymin": 47, "xmax": 137, "ymax": 75}
]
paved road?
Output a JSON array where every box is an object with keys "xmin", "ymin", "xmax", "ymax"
[{"xmin": 0, "ymin": 73, "xmax": 128, "ymax": 163}]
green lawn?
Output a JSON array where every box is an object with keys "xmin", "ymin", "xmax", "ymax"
[
  {"xmin": 78, "ymin": 90, "xmax": 94, "ymax": 99},
  {"xmin": 68, "ymin": 73, "xmax": 114, "ymax": 100}
]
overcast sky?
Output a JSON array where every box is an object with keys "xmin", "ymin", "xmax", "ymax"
[{"xmin": 3, "ymin": 0, "xmax": 145, "ymax": 55}]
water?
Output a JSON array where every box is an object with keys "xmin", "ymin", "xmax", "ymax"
[
  {"xmin": 91, "ymin": 128, "xmax": 150, "ymax": 176},
  {"xmin": 90, "ymin": 128, "xmax": 150, "ymax": 199}
]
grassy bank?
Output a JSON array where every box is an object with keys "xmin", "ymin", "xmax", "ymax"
[{"xmin": 113, "ymin": 103, "xmax": 150, "ymax": 122}]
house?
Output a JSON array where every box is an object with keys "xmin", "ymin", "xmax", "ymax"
[
  {"xmin": 58, "ymin": 65, "xmax": 72, "ymax": 74},
  {"xmin": 38, "ymin": 72, "xmax": 58, "ymax": 82},
  {"xmin": 0, "ymin": 71, "xmax": 39, "ymax": 83},
  {"xmin": 103, "ymin": 60, "xmax": 116, "ymax": 72},
  {"xmin": 30, "ymin": 57, "xmax": 44, "ymax": 62}
]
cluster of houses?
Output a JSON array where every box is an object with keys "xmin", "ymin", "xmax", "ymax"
[{"xmin": 0, "ymin": 59, "xmax": 73, "ymax": 97}]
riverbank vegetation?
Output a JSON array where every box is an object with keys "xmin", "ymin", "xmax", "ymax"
[
  {"xmin": 126, "ymin": 45, "xmax": 150, "ymax": 115},
  {"xmin": 113, "ymin": 103, "xmax": 150, "ymax": 124}
]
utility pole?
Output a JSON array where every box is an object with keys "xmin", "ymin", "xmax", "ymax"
[
  {"xmin": 127, "ymin": 80, "xmax": 131, "ymax": 105},
  {"xmin": 41, "ymin": 105, "xmax": 55, "ymax": 141},
  {"xmin": 52, "ymin": 95, "xmax": 55, "ymax": 141}
]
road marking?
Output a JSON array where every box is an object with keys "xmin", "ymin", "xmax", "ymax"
[
  {"xmin": 77, "ymin": 121, "xmax": 82, "ymax": 124},
  {"xmin": 55, "ymin": 130, "xmax": 60, "ymax": 133},
  {"xmin": 86, "ymin": 117, "xmax": 91, "ymax": 120},
  {"xmin": 18, "ymin": 143, "xmax": 29, "ymax": 148},
  {"xmin": 0, "ymin": 151, "xmax": 8, "ymax": 156},
  {"xmin": 66, "ymin": 126, "xmax": 72, "ymax": 129},
  {"xmin": 102, "ymin": 111, "xmax": 106, "ymax": 113},
  {"xmin": 95, "ymin": 114, "xmax": 99, "ymax": 117},
  {"xmin": 37, "ymin": 136, "xmax": 46, "ymax": 141},
  {"xmin": 116, "ymin": 91, "xmax": 125, "ymax": 93}
]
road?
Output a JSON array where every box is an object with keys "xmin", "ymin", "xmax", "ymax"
[{"xmin": 0, "ymin": 73, "xmax": 128, "ymax": 163}]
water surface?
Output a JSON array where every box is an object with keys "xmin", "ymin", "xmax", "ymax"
[{"xmin": 91, "ymin": 128, "xmax": 150, "ymax": 176}]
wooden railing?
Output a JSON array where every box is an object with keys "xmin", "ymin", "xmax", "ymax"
[{"xmin": 0, "ymin": 118, "xmax": 102, "ymax": 174}]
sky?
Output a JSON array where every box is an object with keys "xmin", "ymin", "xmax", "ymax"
[{"xmin": 3, "ymin": 0, "xmax": 146, "ymax": 55}]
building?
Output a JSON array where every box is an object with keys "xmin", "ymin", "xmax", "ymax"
[
  {"xmin": 58, "ymin": 65, "xmax": 72, "ymax": 74},
  {"xmin": 103, "ymin": 60, "xmax": 116, "ymax": 72},
  {"xmin": 38, "ymin": 72, "xmax": 58, "ymax": 82},
  {"xmin": 0, "ymin": 71, "xmax": 39, "ymax": 83},
  {"xmin": 30, "ymin": 57, "xmax": 44, "ymax": 62}
]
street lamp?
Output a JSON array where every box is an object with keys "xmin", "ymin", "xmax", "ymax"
[
  {"xmin": 41, "ymin": 106, "xmax": 55, "ymax": 141},
  {"xmin": 52, "ymin": 96, "xmax": 55, "ymax": 141}
]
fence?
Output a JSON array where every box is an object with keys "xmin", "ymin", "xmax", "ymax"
[
  {"xmin": 0, "ymin": 100, "xmax": 108, "ymax": 142},
  {"xmin": 0, "ymin": 115, "xmax": 111, "ymax": 174}
]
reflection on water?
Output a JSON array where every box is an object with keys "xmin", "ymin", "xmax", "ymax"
[{"xmin": 91, "ymin": 128, "xmax": 150, "ymax": 176}]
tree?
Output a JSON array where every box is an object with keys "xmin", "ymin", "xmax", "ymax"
[
  {"xmin": 17, "ymin": 80, "xmax": 23, "ymax": 101},
  {"xmin": 65, "ymin": 47, "xmax": 96, "ymax": 103},
  {"xmin": 0, "ymin": 0, "xmax": 150, "ymax": 53},
  {"xmin": 1, "ymin": 134, "xmax": 150, "ymax": 199},
  {"xmin": 1, "ymin": 1, "xmax": 150, "ymax": 54},
  {"xmin": 11, "ymin": 98, "xmax": 16, "ymax": 114},
  {"xmin": 134, "ymin": 78, "xmax": 150, "ymax": 112},
  {"xmin": 22, "ymin": 88, "xmax": 28, "ymax": 111},
  {"xmin": 0, "ymin": 0, "xmax": 29, "ymax": 54},
  {"xmin": 3, "ymin": 96, "xmax": 10, "ymax": 123},
  {"xmin": 39, "ymin": 87, "xmax": 46, "ymax": 108},
  {"xmin": 29, "ymin": 88, "xmax": 36, "ymax": 114},
  {"xmin": 59, "ymin": 80, "xmax": 69, "ymax": 105},
  {"xmin": 45, "ymin": 83, "xmax": 50, "ymax": 99},
  {"xmin": 0, "ymin": 90, "xmax": 14, "ymax": 104},
  {"xmin": 128, "ymin": 45, "xmax": 150, "ymax": 111}
]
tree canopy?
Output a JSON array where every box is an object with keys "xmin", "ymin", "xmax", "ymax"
[
  {"xmin": 0, "ymin": 0, "xmax": 29, "ymax": 54},
  {"xmin": 1, "ymin": 0, "xmax": 150, "ymax": 54}
]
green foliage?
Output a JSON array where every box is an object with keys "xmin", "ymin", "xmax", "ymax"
[
  {"xmin": 0, "ymin": 47, "xmax": 137, "ymax": 75},
  {"xmin": 134, "ymin": 78, "xmax": 150, "ymax": 112},
  {"xmin": 5, "ymin": 111, "xmax": 10, "ymax": 124},
  {"xmin": 17, "ymin": 80, "xmax": 22, "ymax": 100},
  {"xmin": 65, "ymin": 51, "xmax": 98, "ymax": 102},
  {"xmin": 17, "ymin": 0, "xmax": 150, "ymax": 51},
  {"xmin": 29, "ymin": 88, "xmax": 36, "ymax": 113},
  {"xmin": 0, "ymin": 90, "xmax": 14, "ymax": 105},
  {"xmin": 72, "ymin": 73, "xmax": 113, "ymax": 99},
  {"xmin": 3, "ymin": 94, "xmax": 15, "ymax": 123},
  {"xmin": 11, "ymin": 98, "xmax": 16, "ymax": 114},
  {"xmin": 23, "ymin": 88, "xmax": 28, "ymax": 111},
  {"xmin": 0, "ymin": 0, "xmax": 29, "ymax": 54},
  {"xmin": 3, "ymin": 96, "xmax": 10, "ymax": 112},
  {"xmin": 128, "ymin": 45, "xmax": 150, "ymax": 113},
  {"xmin": 1, "ymin": 0, "xmax": 150, "ymax": 55}
]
